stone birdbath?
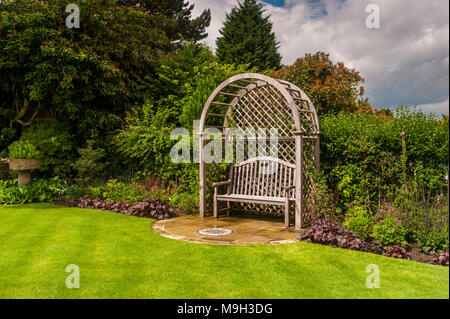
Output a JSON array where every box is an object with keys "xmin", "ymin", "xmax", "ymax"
[
  {"xmin": 9, "ymin": 158, "xmax": 40, "ymax": 187},
  {"xmin": 7, "ymin": 140, "xmax": 40, "ymax": 187}
]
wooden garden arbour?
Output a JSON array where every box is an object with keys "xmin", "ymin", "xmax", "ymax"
[{"xmin": 198, "ymin": 73, "xmax": 320, "ymax": 230}]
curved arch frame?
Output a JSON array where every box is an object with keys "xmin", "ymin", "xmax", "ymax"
[{"xmin": 198, "ymin": 73, "xmax": 319, "ymax": 230}]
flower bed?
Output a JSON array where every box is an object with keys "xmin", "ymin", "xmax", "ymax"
[
  {"xmin": 54, "ymin": 196, "xmax": 175, "ymax": 220},
  {"xmin": 297, "ymin": 218, "xmax": 448, "ymax": 266}
]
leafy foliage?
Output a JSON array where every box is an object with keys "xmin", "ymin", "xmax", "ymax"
[
  {"xmin": 91, "ymin": 179, "xmax": 144, "ymax": 204},
  {"xmin": 114, "ymin": 45, "xmax": 252, "ymax": 204},
  {"xmin": 321, "ymin": 107, "xmax": 448, "ymax": 169},
  {"xmin": 298, "ymin": 218, "xmax": 412, "ymax": 260},
  {"xmin": 297, "ymin": 218, "xmax": 384, "ymax": 255},
  {"xmin": 383, "ymin": 245, "xmax": 410, "ymax": 259},
  {"xmin": 72, "ymin": 140, "xmax": 106, "ymax": 185},
  {"xmin": 329, "ymin": 164, "xmax": 368, "ymax": 213},
  {"xmin": 431, "ymin": 250, "xmax": 449, "ymax": 266},
  {"xmin": 169, "ymin": 191, "xmax": 198, "ymax": 214},
  {"xmin": 391, "ymin": 184, "xmax": 449, "ymax": 253},
  {"xmin": 20, "ymin": 122, "xmax": 75, "ymax": 177},
  {"xmin": 371, "ymin": 206, "xmax": 408, "ymax": 247},
  {"xmin": 8, "ymin": 140, "xmax": 39, "ymax": 159},
  {"xmin": 0, "ymin": 177, "xmax": 65, "ymax": 204},
  {"xmin": 303, "ymin": 168, "xmax": 336, "ymax": 220},
  {"xmin": 117, "ymin": 0, "xmax": 211, "ymax": 42},
  {"xmin": 216, "ymin": 0, "xmax": 281, "ymax": 71},
  {"xmin": 320, "ymin": 107, "xmax": 448, "ymax": 212},
  {"xmin": 272, "ymin": 52, "xmax": 369, "ymax": 114},
  {"xmin": 114, "ymin": 105, "xmax": 175, "ymax": 173},
  {"xmin": 343, "ymin": 205, "xmax": 374, "ymax": 241},
  {"xmin": 0, "ymin": 0, "xmax": 172, "ymax": 149}
]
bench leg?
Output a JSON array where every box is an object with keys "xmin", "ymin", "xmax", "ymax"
[
  {"xmin": 226, "ymin": 202, "xmax": 231, "ymax": 216},
  {"xmin": 213, "ymin": 188, "xmax": 218, "ymax": 218},
  {"xmin": 284, "ymin": 199, "xmax": 290, "ymax": 227}
]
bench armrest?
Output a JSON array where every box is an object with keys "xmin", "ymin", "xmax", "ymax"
[
  {"xmin": 212, "ymin": 180, "xmax": 232, "ymax": 187},
  {"xmin": 282, "ymin": 185, "xmax": 295, "ymax": 198}
]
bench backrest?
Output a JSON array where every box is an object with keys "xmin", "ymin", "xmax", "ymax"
[{"xmin": 230, "ymin": 156, "xmax": 296, "ymax": 198}]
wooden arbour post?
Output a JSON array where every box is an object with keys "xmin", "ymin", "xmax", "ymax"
[
  {"xmin": 199, "ymin": 131, "xmax": 206, "ymax": 218},
  {"xmin": 294, "ymin": 131, "xmax": 303, "ymax": 230}
]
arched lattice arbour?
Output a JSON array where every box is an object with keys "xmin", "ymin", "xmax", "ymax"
[{"xmin": 199, "ymin": 73, "xmax": 320, "ymax": 230}]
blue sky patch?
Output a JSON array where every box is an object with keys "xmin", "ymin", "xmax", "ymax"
[
  {"xmin": 262, "ymin": 0, "xmax": 285, "ymax": 8},
  {"xmin": 263, "ymin": 0, "xmax": 331, "ymax": 18}
]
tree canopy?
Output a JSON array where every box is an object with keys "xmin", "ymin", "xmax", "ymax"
[
  {"xmin": 216, "ymin": 0, "xmax": 281, "ymax": 71},
  {"xmin": 272, "ymin": 52, "xmax": 370, "ymax": 114},
  {"xmin": 117, "ymin": 0, "xmax": 211, "ymax": 42},
  {"xmin": 0, "ymin": 0, "xmax": 210, "ymax": 151}
]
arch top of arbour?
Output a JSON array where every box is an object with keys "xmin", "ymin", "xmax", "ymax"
[{"xmin": 198, "ymin": 72, "xmax": 320, "ymax": 137}]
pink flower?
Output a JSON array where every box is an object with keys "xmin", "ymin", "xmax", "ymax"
[{"xmin": 400, "ymin": 132, "xmax": 406, "ymax": 136}]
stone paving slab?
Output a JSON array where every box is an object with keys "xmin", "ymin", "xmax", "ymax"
[{"xmin": 152, "ymin": 215, "xmax": 298, "ymax": 245}]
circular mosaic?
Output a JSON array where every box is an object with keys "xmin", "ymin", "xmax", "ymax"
[{"xmin": 196, "ymin": 228, "xmax": 234, "ymax": 236}]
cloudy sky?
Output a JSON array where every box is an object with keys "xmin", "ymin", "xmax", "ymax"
[{"xmin": 191, "ymin": 0, "xmax": 449, "ymax": 115}]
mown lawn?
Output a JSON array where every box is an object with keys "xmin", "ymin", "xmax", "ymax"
[{"xmin": 0, "ymin": 203, "xmax": 448, "ymax": 299}]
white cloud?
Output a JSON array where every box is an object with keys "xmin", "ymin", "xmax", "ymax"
[
  {"xmin": 190, "ymin": 0, "xmax": 449, "ymax": 113},
  {"xmin": 191, "ymin": 0, "xmax": 236, "ymax": 52},
  {"xmin": 418, "ymin": 99, "xmax": 449, "ymax": 116}
]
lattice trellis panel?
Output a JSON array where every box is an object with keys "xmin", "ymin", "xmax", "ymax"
[
  {"xmin": 228, "ymin": 84, "xmax": 297, "ymax": 138},
  {"xmin": 223, "ymin": 83, "xmax": 296, "ymax": 216}
]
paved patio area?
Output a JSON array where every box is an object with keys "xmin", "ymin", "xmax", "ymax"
[{"xmin": 152, "ymin": 214, "xmax": 299, "ymax": 245}]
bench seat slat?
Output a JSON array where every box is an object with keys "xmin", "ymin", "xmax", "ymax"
[{"xmin": 216, "ymin": 194, "xmax": 294, "ymax": 205}]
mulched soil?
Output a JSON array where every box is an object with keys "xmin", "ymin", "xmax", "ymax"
[{"xmin": 408, "ymin": 244, "xmax": 436, "ymax": 264}]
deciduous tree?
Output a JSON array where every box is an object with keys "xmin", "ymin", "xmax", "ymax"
[
  {"xmin": 0, "ymin": 0, "xmax": 172, "ymax": 149},
  {"xmin": 117, "ymin": 0, "xmax": 211, "ymax": 42},
  {"xmin": 272, "ymin": 52, "xmax": 370, "ymax": 114}
]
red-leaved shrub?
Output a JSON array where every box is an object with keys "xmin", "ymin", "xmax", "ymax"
[
  {"xmin": 297, "ymin": 218, "xmax": 384, "ymax": 254},
  {"xmin": 297, "ymin": 218, "xmax": 417, "ymax": 259},
  {"xmin": 384, "ymin": 245, "xmax": 411, "ymax": 259},
  {"xmin": 430, "ymin": 250, "xmax": 449, "ymax": 266},
  {"xmin": 54, "ymin": 196, "xmax": 174, "ymax": 220}
]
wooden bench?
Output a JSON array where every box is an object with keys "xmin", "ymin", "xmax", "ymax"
[{"xmin": 212, "ymin": 156, "xmax": 296, "ymax": 227}]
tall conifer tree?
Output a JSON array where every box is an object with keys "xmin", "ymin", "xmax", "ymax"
[{"xmin": 216, "ymin": 0, "xmax": 282, "ymax": 71}]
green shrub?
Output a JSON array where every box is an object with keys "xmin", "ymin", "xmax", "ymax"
[
  {"xmin": 343, "ymin": 205, "xmax": 374, "ymax": 241},
  {"xmin": 114, "ymin": 45, "xmax": 252, "ymax": 202},
  {"xmin": 329, "ymin": 164, "xmax": 369, "ymax": 212},
  {"xmin": 101, "ymin": 179, "xmax": 144, "ymax": 204},
  {"xmin": 8, "ymin": 140, "xmax": 39, "ymax": 159},
  {"xmin": 72, "ymin": 140, "xmax": 106, "ymax": 185},
  {"xmin": 114, "ymin": 105, "xmax": 200, "ymax": 198},
  {"xmin": 170, "ymin": 191, "xmax": 198, "ymax": 213},
  {"xmin": 379, "ymin": 175, "xmax": 449, "ymax": 253},
  {"xmin": 411, "ymin": 227, "xmax": 449, "ymax": 254},
  {"xmin": 21, "ymin": 122, "xmax": 76, "ymax": 177},
  {"xmin": 0, "ymin": 127, "xmax": 16, "ymax": 157},
  {"xmin": 63, "ymin": 183, "xmax": 92, "ymax": 199},
  {"xmin": 304, "ymin": 167, "xmax": 336, "ymax": 219},
  {"xmin": 396, "ymin": 185, "xmax": 449, "ymax": 253},
  {"xmin": 321, "ymin": 107, "xmax": 448, "ymax": 170},
  {"xmin": 66, "ymin": 179, "xmax": 144, "ymax": 204},
  {"xmin": 0, "ymin": 177, "xmax": 66, "ymax": 204},
  {"xmin": 371, "ymin": 206, "xmax": 408, "ymax": 247},
  {"xmin": 321, "ymin": 107, "xmax": 448, "ymax": 217}
]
